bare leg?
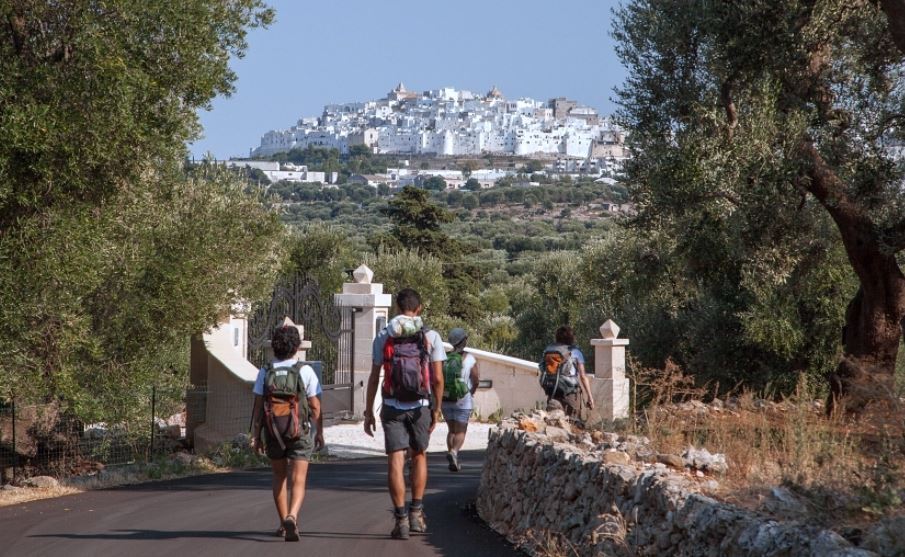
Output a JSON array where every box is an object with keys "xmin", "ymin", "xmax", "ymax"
[
  {"xmin": 387, "ymin": 449, "xmax": 407, "ymax": 508},
  {"xmin": 446, "ymin": 429, "xmax": 455, "ymax": 452},
  {"xmin": 287, "ymin": 459, "xmax": 310, "ymax": 519},
  {"xmin": 270, "ymin": 458, "xmax": 289, "ymax": 524},
  {"xmin": 452, "ymin": 425, "xmax": 468, "ymax": 453},
  {"xmin": 410, "ymin": 450, "xmax": 427, "ymax": 501}
]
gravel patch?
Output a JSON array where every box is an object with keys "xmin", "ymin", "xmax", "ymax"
[{"xmin": 323, "ymin": 421, "xmax": 494, "ymax": 459}]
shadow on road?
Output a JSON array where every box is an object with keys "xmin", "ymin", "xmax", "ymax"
[
  {"xmin": 31, "ymin": 529, "xmax": 269, "ymax": 542},
  {"xmin": 299, "ymin": 530, "xmax": 388, "ymax": 540}
]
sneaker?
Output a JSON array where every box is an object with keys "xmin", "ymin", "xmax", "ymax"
[
  {"xmin": 446, "ymin": 451, "xmax": 461, "ymax": 472},
  {"xmin": 282, "ymin": 515, "xmax": 299, "ymax": 542},
  {"xmin": 391, "ymin": 514, "xmax": 410, "ymax": 540},
  {"xmin": 409, "ymin": 507, "xmax": 427, "ymax": 534}
]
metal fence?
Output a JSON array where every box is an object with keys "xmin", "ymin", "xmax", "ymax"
[{"xmin": 0, "ymin": 386, "xmax": 193, "ymax": 483}]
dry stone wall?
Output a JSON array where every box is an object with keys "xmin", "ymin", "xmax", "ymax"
[{"xmin": 477, "ymin": 410, "xmax": 877, "ymax": 557}]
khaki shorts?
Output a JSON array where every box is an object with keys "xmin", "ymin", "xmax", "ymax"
[{"xmin": 263, "ymin": 426, "xmax": 314, "ymax": 461}]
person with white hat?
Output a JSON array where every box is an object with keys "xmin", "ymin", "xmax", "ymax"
[{"xmin": 441, "ymin": 327, "xmax": 479, "ymax": 472}]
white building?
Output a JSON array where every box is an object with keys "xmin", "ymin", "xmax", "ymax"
[{"xmin": 251, "ymin": 85, "xmax": 627, "ymax": 161}]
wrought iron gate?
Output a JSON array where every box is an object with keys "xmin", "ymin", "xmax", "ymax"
[{"xmin": 247, "ymin": 275, "xmax": 356, "ymax": 417}]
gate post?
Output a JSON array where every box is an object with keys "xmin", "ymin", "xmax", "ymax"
[
  {"xmin": 334, "ymin": 264, "xmax": 391, "ymax": 417},
  {"xmin": 589, "ymin": 320, "xmax": 630, "ymax": 422}
]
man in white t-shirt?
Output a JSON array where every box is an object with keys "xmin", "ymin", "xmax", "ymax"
[
  {"xmin": 364, "ymin": 288, "xmax": 445, "ymax": 540},
  {"xmin": 441, "ymin": 328, "xmax": 479, "ymax": 472},
  {"xmin": 251, "ymin": 324, "xmax": 324, "ymax": 542}
]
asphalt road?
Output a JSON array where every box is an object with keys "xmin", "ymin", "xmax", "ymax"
[{"xmin": 0, "ymin": 450, "xmax": 521, "ymax": 557}]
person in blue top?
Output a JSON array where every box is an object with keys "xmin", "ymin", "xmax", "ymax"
[
  {"xmin": 553, "ymin": 325, "xmax": 595, "ymax": 417},
  {"xmin": 251, "ymin": 324, "xmax": 324, "ymax": 541}
]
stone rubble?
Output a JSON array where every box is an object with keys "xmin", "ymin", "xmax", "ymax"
[
  {"xmin": 22, "ymin": 475, "xmax": 59, "ymax": 489},
  {"xmin": 476, "ymin": 410, "xmax": 877, "ymax": 557}
]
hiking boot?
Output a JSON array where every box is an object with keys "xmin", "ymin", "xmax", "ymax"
[
  {"xmin": 391, "ymin": 514, "xmax": 410, "ymax": 540},
  {"xmin": 446, "ymin": 451, "xmax": 460, "ymax": 472},
  {"xmin": 409, "ymin": 507, "xmax": 427, "ymax": 534}
]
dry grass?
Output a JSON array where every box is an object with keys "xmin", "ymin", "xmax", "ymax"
[
  {"xmin": 0, "ymin": 451, "xmax": 249, "ymax": 508},
  {"xmin": 625, "ymin": 360, "xmax": 905, "ymax": 527},
  {"xmin": 0, "ymin": 485, "xmax": 83, "ymax": 506}
]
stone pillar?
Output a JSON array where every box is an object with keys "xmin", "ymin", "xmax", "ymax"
[
  {"xmin": 334, "ymin": 264, "xmax": 392, "ymax": 417},
  {"xmin": 589, "ymin": 319, "xmax": 630, "ymax": 421}
]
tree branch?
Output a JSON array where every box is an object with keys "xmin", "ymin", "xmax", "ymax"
[
  {"xmin": 7, "ymin": 12, "xmax": 26, "ymax": 55},
  {"xmin": 721, "ymin": 78, "xmax": 738, "ymax": 140},
  {"xmin": 799, "ymin": 141, "xmax": 884, "ymax": 281},
  {"xmin": 798, "ymin": 141, "xmax": 862, "ymax": 225}
]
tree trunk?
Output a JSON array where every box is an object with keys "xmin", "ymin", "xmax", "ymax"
[
  {"xmin": 831, "ymin": 278, "xmax": 905, "ymax": 412},
  {"xmin": 800, "ymin": 142, "xmax": 905, "ymax": 412}
]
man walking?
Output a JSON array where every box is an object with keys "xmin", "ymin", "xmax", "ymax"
[{"xmin": 364, "ymin": 288, "xmax": 445, "ymax": 539}]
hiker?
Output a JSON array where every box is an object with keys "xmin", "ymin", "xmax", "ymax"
[
  {"xmin": 251, "ymin": 323, "xmax": 325, "ymax": 542},
  {"xmin": 441, "ymin": 327, "xmax": 479, "ymax": 472},
  {"xmin": 364, "ymin": 288, "xmax": 445, "ymax": 540},
  {"xmin": 539, "ymin": 325, "xmax": 595, "ymax": 418}
]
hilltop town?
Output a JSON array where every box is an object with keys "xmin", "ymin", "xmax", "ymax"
[{"xmin": 251, "ymin": 83, "xmax": 628, "ymax": 160}]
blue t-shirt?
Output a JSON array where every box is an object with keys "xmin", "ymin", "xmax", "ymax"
[{"xmin": 571, "ymin": 347, "xmax": 585, "ymax": 366}]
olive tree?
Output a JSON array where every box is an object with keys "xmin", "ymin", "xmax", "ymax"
[
  {"xmin": 614, "ymin": 0, "xmax": 905, "ymax": 407},
  {"xmin": 0, "ymin": 1, "xmax": 282, "ymax": 421}
]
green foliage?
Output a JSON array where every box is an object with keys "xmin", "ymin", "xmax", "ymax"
[
  {"xmin": 523, "ymin": 160, "xmax": 545, "ymax": 173},
  {"xmin": 464, "ymin": 178, "xmax": 482, "ymax": 191},
  {"xmin": 422, "ymin": 176, "xmax": 447, "ymax": 191},
  {"xmin": 286, "ymin": 224, "xmax": 359, "ymax": 292},
  {"xmin": 375, "ymin": 186, "xmax": 454, "ymax": 256},
  {"xmin": 601, "ymin": 0, "xmax": 905, "ymax": 390},
  {"xmin": 365, "ymin": 249, "xmax": 450, "ymax": 318},
  {"xmin": 0, "ymin": 2, "xmax": 282, "ymax": 424},
  {"xmin": 0, "ymin": 0, "xmax": 273, "ymax": 223}
]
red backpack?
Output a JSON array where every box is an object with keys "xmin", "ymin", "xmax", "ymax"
[{"xmin": 382, "ymin": 331, "xmax": 431, "ymax": 402}]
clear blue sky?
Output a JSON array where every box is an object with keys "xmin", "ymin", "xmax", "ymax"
[{"xmin": 189, "ymin": 0, "xmax": 626, "ymax": 159}]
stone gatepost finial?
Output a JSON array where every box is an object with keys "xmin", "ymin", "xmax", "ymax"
[
  {"xmin": 353, "ymin": 264, "xmax": 374, "ymax": 284},
  {"xmin": 599, "ymin": 319, "xmax": 620, "ymax": 340}
]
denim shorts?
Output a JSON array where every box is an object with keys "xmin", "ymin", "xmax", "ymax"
[{"xmin": 441, "ymin": 404, "xmax": 472, "ymax": 424}]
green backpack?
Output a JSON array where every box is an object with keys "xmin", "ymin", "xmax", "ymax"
[
  {"xmin": 262, "ymin": 362, "xmax": 311, "ymax": 449},
  {"xmin": 443, "ymin": 352, "xmax": 469, "ymax": 401}
]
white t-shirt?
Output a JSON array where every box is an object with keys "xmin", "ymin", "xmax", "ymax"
[
  {"xmin": 443, "ymin": 352, "xmax": 477, "ymax": 410},
  {"xmin": 252, "ymin": 358, "xmax": 322, "ymax": 399}
]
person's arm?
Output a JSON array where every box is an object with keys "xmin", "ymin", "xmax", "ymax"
[
  {"xmin": 429, "ymin": 360, "xmax": 444, "ymax": 433},
  {"xmin": 308, "ymin": 394, "xmax": 324, "ymax": 448},
  {"xmin": 364, "ymin": 362, "xmax": 381, "ymax": 437},
  {"xmin": 469, "ymin": 361, "xmax": 480, "ymax": 396},
  {"xmin": 577, "ymin": 362, "xmax": 595, "ymax": 409},
  {"xmin": 251, "ymin": 395, "xmax": 264, "ymax": 454}
]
